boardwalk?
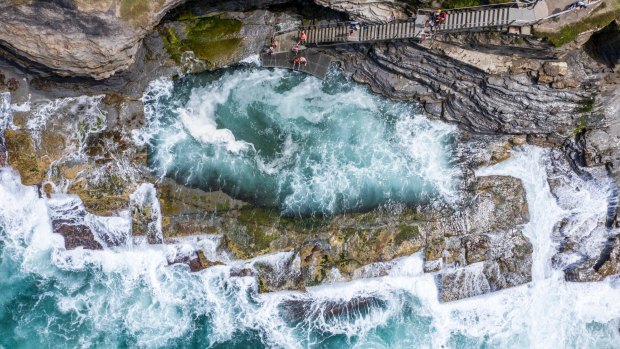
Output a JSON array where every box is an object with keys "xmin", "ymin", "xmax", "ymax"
[
  {"xmin": 297, "ymin": 2, "xmax": 543, "ymax": 46},
  {"xmin": 260, "ymin": 51, "xmax": 333, "ymax": 79},
  {"xmin": 261, "ymin": 1, "xmax": 559, "ymax": 78}
]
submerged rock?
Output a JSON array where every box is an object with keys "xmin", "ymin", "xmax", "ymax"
[{"xmin": 280, "ymin": 296, "xmax": 386, "ymax": 324}]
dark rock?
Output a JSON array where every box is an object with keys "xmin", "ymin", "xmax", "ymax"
[
  {"xmin": 585, "ymin": 20, "xmax": 620, "ymax": 68},
  {"xmin": 188, "ymin": 250, "xmax": 223, "ymax": 272},
  {"xmin": 329, "ymin": 36, "xmax": 610, "ymax": 135},
  {"xmin": 280, "ymin": 296, "xmax": 386, "ymax": 324},
  {"xmin": 52, "ymin": 220, "xmax": 103, "ymax": 250}
]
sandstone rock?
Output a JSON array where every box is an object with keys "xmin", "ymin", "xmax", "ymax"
[
  {"xmin": 543, "ymin": 61, "xmax": 568, "ymax": 77},
  {"xmin": 0, "ymin": 0, "xmax": 184, "ymax": 79},
  {"xmin": 537, "ymin": 74, "xmax": 555, "ymax": 84},
  {"xmin": 313, "ymin": 0, "xmax": 407, "ymax": 22},
  {"xmin": 4, "ymin": 130, "xmax": 46, "ymax": 185},
  {"xmin": 159, "ymin": 9, "xmax": 284, "ymax": 73},
  {"xmin": 551, "ymin": 78, "xmax": 579, "ymax": 89},
  {"xmin": 52, "ymin": 219, "xmax": 103, "ymax": 250}
]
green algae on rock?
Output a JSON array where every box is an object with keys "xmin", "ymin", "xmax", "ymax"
[{"xmin": 161, "ymin": 14, "xmax": 243, "ymax": 69}]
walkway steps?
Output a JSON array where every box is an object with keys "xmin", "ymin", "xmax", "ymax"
[
  {"xmin": 304, "ymin": 20, "xmax": 420, "ymax": 45},
  {"xmin": 296, "ymin": 2, "xmax": 537, "ymax": 45},
  {"xmin": 263, "ymin": 2, "xmax": 543, "ymax": 78}
]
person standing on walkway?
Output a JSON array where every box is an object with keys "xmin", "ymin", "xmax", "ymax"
[
  {"xmin": 300, "ymin": 30, "xmax": 307, "ymax": 44},
  {"xmin": 293, "ymin": 42, "xmax": 300, "ymax": 55},
  {"xmin": 293, "ymin": 56, "xmax": 308, "ymax": 69}
]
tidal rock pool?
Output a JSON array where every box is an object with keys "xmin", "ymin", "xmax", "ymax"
[{"xmin": 141, "ymin": 67, "xmax": 459, "ymax": 215}]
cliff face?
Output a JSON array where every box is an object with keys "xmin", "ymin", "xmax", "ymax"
[{"xmin": 0, "ymin": 0, "xmax": 184, "ymax": 79}]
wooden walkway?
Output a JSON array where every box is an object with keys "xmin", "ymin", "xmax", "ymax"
[
  {"xmin": 261, "ymin": 1, "xmax": 551, "ymax": 78},
  {"xmin": 260, "ymin": 51, "xmax": 333, "ymax": 79}
]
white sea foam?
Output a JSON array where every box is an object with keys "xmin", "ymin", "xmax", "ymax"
[
  {"xmin": 1, "ymin": 144, "xmax": 619, "ymax": 348},
  {"xmin": 0, "ymin": 92, "xmax": 11, "ymax": 130},
  {"xmin": 129, "ymin": 183, "xmax": 163, "ymax": 245},
  {"xmin": 1, "ymin": 67, "xmax": 619, "ymax": 348},
  {"xmin": 144, "ymin": 68, "xmax": 460, "ymax": 214},
  {"xmin": 239, "ymin": 54, "xmax": 261, "ymax": 66}
]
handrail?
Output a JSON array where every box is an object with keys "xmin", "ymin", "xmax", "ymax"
[
  {"xmin": 417, "ymin": 1, "xmax": 523, "ymax": 13},
  {"xmin": 300, "ymin": 18, "xmax": 417, "ymax": 31},
  {"xmin": 526, "ymin": 0, "xmax": 602, "ymax": 25}
]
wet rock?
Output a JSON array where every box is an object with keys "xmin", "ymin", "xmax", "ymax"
[
  {"xmin": 280, "ymin": 296, "xmax": 386, "ymax": 324},
  {"xmin": 439, "ymin": 229, "xmax": 532, "ymax": 302},
  {"xmin": 254, "ymin": 252, "xmax": 305, "ymax": 293},
  {"xmin": 188, "ymin": 250, "xmax": 223, "ymax": 272},
  {"xmin": 157, "ymin": 178, "xmax": 247, "ymax": 237},
  {"xmin": 565, "ymin": 234, "xmax": 620, "ymax": 281},
  {"xmin": 0, "ymin": 138, "xmax": 6, "ymax": 167},
  {"xmin": 545, "ymin": 149, "xmax": 619, "ymax": 282},
  {"xmin": 159, "ymin": 9, "xmax": 283, "ymax": 73},
  {"xmin": 422, "ymin": 175, "xmax": 532, "ymax": 300},
  {"xmin": 52, "ymin": 220, "xmax": 103, "ymax": 250},
  {"xmin": 465, "ymin": 176, "xmax": 529, "ymax": 234},
  {"xmin": 0, "ymin": 0, "xmax": 185, "ymax": 79},
  {"xmin": 130, "ymin": 183, "xmax": 163, "ymax": 244},
  {"xmin": 230, "ymin": 267, "xmax": 255, "ymax": 277}
]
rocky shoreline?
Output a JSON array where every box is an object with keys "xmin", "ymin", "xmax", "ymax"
[{"xmin": 0, "ymin": 0, "xmax": 618, "ymax": 302}]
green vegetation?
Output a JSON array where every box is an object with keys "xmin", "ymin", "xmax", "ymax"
[
  {"xmin": 570, "ymin": 97, "xmax": 595, "ymax": 135},
  {"xmin": 395, "ymin": 224, "xmax": 421, "ymax": 245},
  {"xmin": 576, "ymin": 96, "xmax": 595, "ymax": 113},
  {"xmin": 533, "ymin": 9, "xmax": 620, "ymax": 47},
  {"xmin": 161, "ymin": 14, "xmax": 242, "ymax": 66}
]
